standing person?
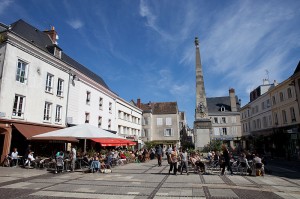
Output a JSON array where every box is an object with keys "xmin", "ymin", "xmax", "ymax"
[
  {"xmin": 169, "ymin": 146, "xmax": 178, "ymax": 175},
  {"xmin": 220, "ymin": 145, "xmax": 233, "ymax": 175},
  {"xmin": 156, "ymin": 145, "xmax": 162, "ymax": 167},
  {"xmin": 162, "ymin": 145, "xmax": 166, "ymax": 158},
  {"xmin": 180, "ymin": 148, "xmax": 189, "ymax": 175},
  {"xmin": 70, "ymin": 146, "xmax": 76, "ymax": 172}
]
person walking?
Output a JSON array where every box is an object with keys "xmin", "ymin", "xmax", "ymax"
[
  {"xmin": 169, "ymin": 146, "xmax": 178, "ymax": 175},
  {"xmin": 180, "ymin": 148, "xmax": 189, "ymax": 175},
  {"xmin": 156, "ymin": 145, "xmax": 162, "ymax": 166},
  {"xmin": 220, "ymin": 145, "xmax": 233, "ymax": 175}
]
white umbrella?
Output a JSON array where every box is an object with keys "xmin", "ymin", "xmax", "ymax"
[{"xmin": 33, "ymin": 123, "xmax": 125, "ymax": 152}]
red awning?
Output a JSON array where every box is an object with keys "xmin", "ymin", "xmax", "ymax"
[{"xmin": 91, "ymin": 138, "xmax": 136, "ymax": 146}]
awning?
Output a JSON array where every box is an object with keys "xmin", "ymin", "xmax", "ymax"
[
  {"xmin": 91, "ymin": 138, "xmax": 136, "ymax": 147},
  {"xmin": 13, "ymin": 123, "xmax": 78, "ymax": 142}
]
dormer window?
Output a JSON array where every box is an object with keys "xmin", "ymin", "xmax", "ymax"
[{"xmin": 220, "ymin": 106, "xmax": 225, "ymax": 112}]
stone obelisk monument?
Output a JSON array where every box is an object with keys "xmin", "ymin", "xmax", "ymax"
[{"xmin": 193, "ymin": 37, "xmax": 211, "ymax": 150}]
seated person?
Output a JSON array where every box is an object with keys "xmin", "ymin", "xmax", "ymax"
[
  {"xmin": 252, "ymin": 154, "xmax": 264, "ymax": 176},
  {"xmin": 55, "ymin": 151, "xmax": 64, "ymax": 173},
  {"xmin": 239, "ymin": 153, "xmax": 251, "ymax": 175},
  {"xmin": 119, "ymin": 151, "xmax": 127, "ymax": 165},
  {"xmin": 11, "ymin": 148, "xmax": 19, "ymax": 167},
  {"xmin": 90, "ymin": 153, "xmax": 100, "ymax": 173},
  {"xmin": 25, "ymin": 150, "xmax": 35, "ymax": 167}
]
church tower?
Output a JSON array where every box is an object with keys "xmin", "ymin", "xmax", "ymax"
[{"xmin": 193, "ymin": 37, "xmax": 212, "ymax": 149}]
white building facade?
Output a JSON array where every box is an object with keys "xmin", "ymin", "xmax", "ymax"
[{"xmin": 0, "ymin": 19, "xmax": 142, "ymax": 161}]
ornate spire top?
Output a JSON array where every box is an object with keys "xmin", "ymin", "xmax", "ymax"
[{"xmin": 194, "ymin": 37, "xmax": 199, "ymax": 47}]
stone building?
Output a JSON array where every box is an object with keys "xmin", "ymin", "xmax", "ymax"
[{"xmin": 207, "ymin": 88, "xmax": 242, "ymax": 148}]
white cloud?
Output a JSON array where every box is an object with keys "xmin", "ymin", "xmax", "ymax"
[
  {"xmin": 67, "ymin": 19, "xmax": 84, "ymax": 29},
  {"xmin": 0, "ymin": 0, "xmax": 13, "ymax": 15}
]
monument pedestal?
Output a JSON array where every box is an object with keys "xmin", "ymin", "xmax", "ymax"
[{"xmin": 194, "ymin": 119, "xmax": 212, "ymax": 150}]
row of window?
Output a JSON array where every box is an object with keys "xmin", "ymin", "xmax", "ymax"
[
  {"xmin": 84, "ymin": 113, "xmax": 112, "ymax": 130},
  {"xmin": 12, "ymin": 95, "xmax": 62, "ymax": 123},
  {"xmin": 211, "ymin": 116, "xmax": 237, "ymax": 124},
  {"xmin": 118, "ymin": 111, "xmax": 140, "ymax": 124},
  {"xmin": 117, "ymin": 125, "xmax": 140, "ymax": 136},
  {"xmin": 141, "ymin": 128, "xmax": 174, "ymax": 137},
  {"xmin": 85, "ymin": 92, "xmax": 112, "ymax": 113},
  {"xmin": 272, "ymin": 88, "xmax": 293, "ymax": 105},
  {"xmin": 241, "ymin": 88, "xmax": 294, "ymax": 119},
  {"xmin": 142, "ymin": 117, "xmax": 174, "ymax": 126},
  {"xmin": 17, "ymin": 60, "xmax": 65, "ymax": 97},
  {"xmin": 243, "ymin": 107, "xmax": 296, "ymax": 132},
  {"xmin": 212, "ymin": 127, "xmax": 238, "ymax": 136}
]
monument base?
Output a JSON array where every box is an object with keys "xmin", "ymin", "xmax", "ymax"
[{"xmin": 194, "ymin": 119, "xmax": 212, "ymax": 150}]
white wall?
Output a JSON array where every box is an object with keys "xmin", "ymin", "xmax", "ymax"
[
  {"xmin": 0, "ymin": 44, "xmax": 69, "ymax": 126},
  {"xmin": 115, "ymin": 98, "xmax": 142, "ymax": 138},
  {"xmin": 67, "ymin": 78, "xmax": 117, "ymax": 131}
]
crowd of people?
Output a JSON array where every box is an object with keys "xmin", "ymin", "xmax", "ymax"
[{"xmin": 3, "ymin": 144, "xmax": 267, "ymax": 177}]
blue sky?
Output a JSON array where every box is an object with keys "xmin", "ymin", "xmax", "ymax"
[{"xmin": 1, "ymin": 0, "xmax": 300, "ymax": 127}]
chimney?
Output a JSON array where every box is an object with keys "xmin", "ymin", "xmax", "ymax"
[
  {"xmin": 273, "ymin": 80, "xmax": 278, "ymax": 86},
  {"xmin": 229, "ymin": 88, "xmax": 237, "ymax": 112},
  {"xmin": 137, "ymin": 98, "xmax": 141, "ymax": 108},
  {"xmin": 44, "ymin": 26, "xmax": 58, "ymax": 44}
]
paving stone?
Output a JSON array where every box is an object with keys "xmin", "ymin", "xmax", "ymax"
[{"xmin": 209, "ymin": 188, "xmax": 239, "ymax": 198}]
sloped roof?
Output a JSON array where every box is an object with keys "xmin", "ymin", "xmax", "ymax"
[
  {"xmin": 8, "ymin": 19, "xmax": 110, "ymax": 90},
  {"xmin": 207, "ymin": 96, "xmax": 240, "ymax": 113},
  {"xmin": 293, "ymin": 61, "xmax": 300, "ymax": 75},
  {"xmin": 140, "ymin": 102, "xmax": 178, "ymax": 114}
]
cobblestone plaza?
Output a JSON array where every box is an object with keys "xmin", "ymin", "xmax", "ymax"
[{"xmin": 0, "ymin": 159, "xmax": 299, "ymax": 199}]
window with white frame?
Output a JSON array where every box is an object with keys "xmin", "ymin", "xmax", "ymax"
[
  {"xmin": 86, "ymin": 91, "xmax": 91, "ymax": 105},
  {"xmin": 45, "ymin": 73, "xmax": 54, "ymax": 93},
  {"xmin": 282, "ymin": 110, "xmax": 287, "ymax": 123},
  {"xmin": 272, "ymin": 96, "xmax": 276, "ymax": 105},
  {"xmin": 57, "ymin": 79, "xmax": 64, "ymax": 97},
  {"xmin": 263, "ymin": 116, "xmax": 267, "ymax": 128},
  {"xmin": 274, "ymin": 113, "xmax": 278, "ymax": 125},
  {"xmin": 232, "ymin": 126, "xmax": 237, "ymax": 135},
  {"xmin": 43, "ymin": 102, "xmax": 52, "ymax": 122},
  {"xmin": 142, "ymin": 129, "xmax": 148, "ymax": 137},
  {"xmin": 166, "ymin": 117, "xmax": 172, "ymax": 125},
  {"xmin": 290, "ymin": 107, "xmax": 296, "ymax": 122},
  {"xmin": 279, "ymin": 92, "xmax": 284, "ymax": 102},
  {"xmin": 220, "ymin": 106, "xmax": 225, "ymax": 112},
  {"xmin": 268, "ymin": 115, "xmax": 272, "ymax": 126},
  {"xmin": 12, "ymin": 95, "xmax": 25, "ymax": 117},
  {"xmin": 222, "ymin": 128, "xmax": 227, "ymax": 135},
  {"xmin": 99, "ymin": 97, "xmax": 103, "ymax": 110},
  {"xmin": 221, "ymin": 117, "xmax": 226, "ymax": 123},
  {"xmin": 213, "ymin": 127, "xmax": 220, "ymax": 135},
  {"xmin": 266, "ymin": 99, "xmax": 270, "ymax": 107},
  {"xmin": 118, "ymin": 111, "xmax": 122, "ymax": 119},
  {"xmin": 257, "ymin": 118, "xmax": 261, "ymax": 129},
  {"xmin": 164, "ymin": 128, "xmax": 172, "ymax": 136},
  {"xmin": 118, "ymin": 125, "xmax": 121, "ymax": 133},
  {"xmin": 157, "ymin": 118, "xmax": 163, "ymax": 125},
  {"xmin": 143, "ymin": 117, "xmax": 149, "ymax": 125},
  {"xmin": 109, "ymin": 102, "xmax": 112, "ymax": 113},
  {"xmin": 231, "ymin": 116, "xmax": 236, "ymax": 123},
  {"xmin": 214, "ymin": 117, "xmax": 218, "ymax": 123},
  {"xmin": 98, "ymin": 116, "xmax": 102, "ymax": 128},
  {"xmin": 55, "ymin": 105, "xmax": 62, "ymax": 123},
  {"xmin": 16, "ymin": 59, "xmax": 28, "ymax": 83},
  {"xmin": 253, "ymin": 120, "xmax": 256, "ymax": 129},
  {"xmin": 287, "ymin": 88, "xmax": 292, "ymax": 98},
  {"xmin": 85, "ymin": 112, "xmax": 90, "ymax": 123},
  {"xmin": 108, "ymin": 119, "xmax": 111, "ymax": 130}
]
